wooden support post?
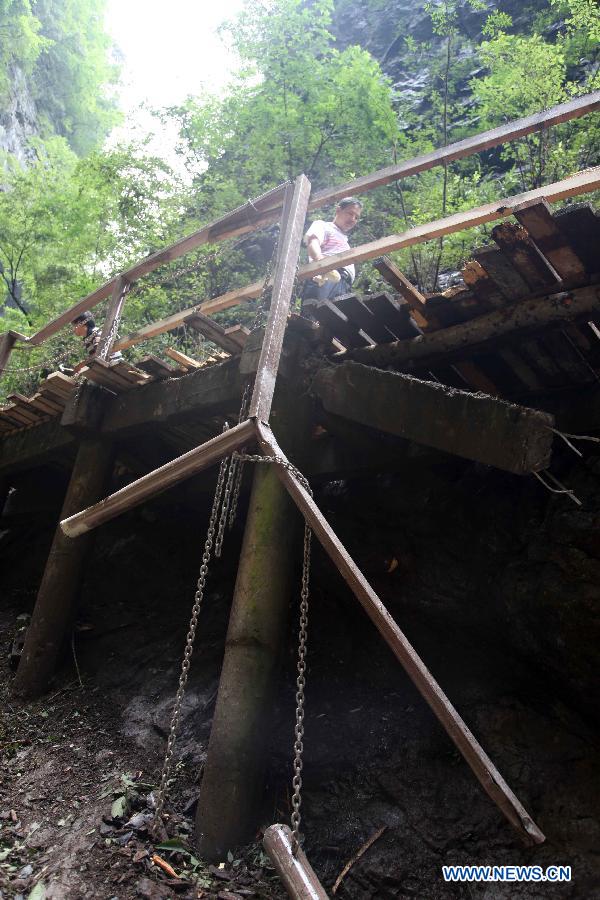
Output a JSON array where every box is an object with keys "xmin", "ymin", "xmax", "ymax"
[
  {"xmin": 0, "ymin": 332, "xmax": 19, "ymax": 378},
  {"xmin": 263, "ymin": 825, "xmax": 328, "ymax": 900},
  {"xmin": 249, "ymin": 174, "xmax": 311, "ymax": 422},
  {"xmin": 256, "ymin": 422, "xmax": 546, "ymax": 847},
  {"xmin": 196, "ymin": 376, "xmax": 312, "ymax": 859},
  {"xmin": 12, "ymin": 436, "xmax": 115, "ymax": 698}
]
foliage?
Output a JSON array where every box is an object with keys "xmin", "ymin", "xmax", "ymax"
[
  {"xmin": 170, "ymin": 0, "xmax": 398, "ymax": 216},
  {"xmin": 0, "ymin": 138, "xmax": 183, "ymax": 397},
  {"xmin": 0, "ymin": 0, "xmax": 120, "ymax": 155}
]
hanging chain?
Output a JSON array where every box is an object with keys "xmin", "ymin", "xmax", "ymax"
[
  {"xmin": 97, "ymin": 282, "xmax": 130, "ymax": 362},
  {"xmin": 153, "ymin": 429, "xmax": 232, "ymax": 829},
  {"xmin": 233, "ymin": 452, "xmax": 312, "ymax": 853},
  {"xmin": 215, "ymin": 382, "xmax": 252, "ymax": 556}
]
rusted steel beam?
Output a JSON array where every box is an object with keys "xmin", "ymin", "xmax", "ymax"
[
  {"xmin": 60, "ymin": 418, "xmax": 255, "ymax": 536},
  {"xmin": 256, "ymin": 421, "xmax": 545, "ymax": 847},
  {"xmin": 263, "ymin": 825, "xmax": 328, "ymax": 900},
  {"xmin": 249, "ymin": 174, "xmax": 312, "ymax": 422}
]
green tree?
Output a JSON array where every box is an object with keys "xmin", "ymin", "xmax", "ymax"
[{"xmin": 171, "ymin": 0, "xmax": 398, "ymax": 215}]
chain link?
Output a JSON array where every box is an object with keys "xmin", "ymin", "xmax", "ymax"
[
  {"xmin": 152, "ymin": 427, "xmax": 231, "ymax": 830},
  {"xmin": 233, "ymin": 452, "xmax": 312, "ymax": 853},
  {"xmin": 97, "ymin": 283, "xmax": 130, "ymax": 362}
]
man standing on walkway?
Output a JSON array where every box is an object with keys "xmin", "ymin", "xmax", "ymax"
[{"xmin": 302, "ymin": 196, "xmax": 362, "ymax": 303}]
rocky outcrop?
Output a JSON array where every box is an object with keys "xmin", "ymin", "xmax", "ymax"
[{"xmin": 0, "ymin": 65, "xmax": 39, "ymax": 168}]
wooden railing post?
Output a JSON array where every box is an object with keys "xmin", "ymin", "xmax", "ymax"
[{"xmin": 97, "ymin": 275, "xmax": 129, "ymax": 360}]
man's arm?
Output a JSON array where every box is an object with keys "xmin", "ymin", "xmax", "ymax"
[{"xmin": 306, "ymin": 235, "xmax": 324, "ymax": 262}]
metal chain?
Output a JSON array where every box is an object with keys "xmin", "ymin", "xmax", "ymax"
[
  {"xmin": 153, "ymin": 429, "xmax": 231, "ymax": 829},
  {"xmin": 233, "ymin": 452, "xmax": 312, "ymax": 853},
  {"xmin": 97, "ymin": 283, "xmax": 130, "ymax": 362}
]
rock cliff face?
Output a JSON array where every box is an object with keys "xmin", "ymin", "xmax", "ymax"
[{"xmin": 0, "ymin": 65, "xmax": 39, "ymax": 167}]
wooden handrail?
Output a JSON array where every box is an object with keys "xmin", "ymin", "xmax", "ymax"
[
  {"xmin": 13, "ymin": 91, "xmax": 600, "ymax": 353},
  {"xmin": 112, "ymin": 166, "xmax": 600, "ymax": 352},
  {"xmin": 309, "ymin": 91, "xmax": 600, "ymax": 209},
  {"xmin": 27, "ymin": 183, "xmax": 290, "ymax": 347}
]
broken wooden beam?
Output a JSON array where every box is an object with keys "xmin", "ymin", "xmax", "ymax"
[
  {"xmin": 513, "ymin": 198, "xmax": 588, "ymax": 282},
  {"xmin": 372, "ymin": 257, "xmax": 431, "ymax": 329},
  {"xmin": 312, "ymin": 361, "xmax": 553, "ymax": 474},
  {"xmin": 60, "ymin": 418, "xmax": 255, "ymax": 536},
  {"xmin": 345, "ymin": 284, "xmax": 600, "ymax": 371},
  {"xmin": 165, "ymin": 347, "xmax": 203, "ymax": 369},
  {"xmin": 491, "ymin": 222, "xmax": 561, "ymax": 292},
  {"xmin": 185, "ymin": 311, "xmax": 248, "ymax": 355},
  {"xmin": 256, "ymin": 422, "xmax": 545, "ymax": 846}
]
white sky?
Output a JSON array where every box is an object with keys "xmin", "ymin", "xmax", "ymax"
[{"xmin": 105, "ymin": 0, "xmax": 245, "ymax": 158}]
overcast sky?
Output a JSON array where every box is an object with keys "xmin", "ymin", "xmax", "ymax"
[{"xmin": 105, "ymin": 0, "xmax": 244, "ymax": 156}]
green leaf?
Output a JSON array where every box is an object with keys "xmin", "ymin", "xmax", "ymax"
[{"xmin": 111, "ymin": 795, "xmax": 127, "ymax": 819}]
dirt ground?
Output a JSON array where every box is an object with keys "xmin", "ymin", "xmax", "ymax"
[{"xmin": 2, "ymin": 451, "xmax": 600, "ymax": 899}]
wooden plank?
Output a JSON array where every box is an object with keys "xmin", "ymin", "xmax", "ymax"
[
  {"xmin": 42, "ymin": 372, "xmax": 76, "ymax": 398},
  {"xmin": 553, "ymin": 204, "xmax": 600, "ymax": 274},
  {"xmin": 310, "ymin": 92, "xmax": 600, "ymax": 209},
  {"xmin": 491, "ymin": 223, "xmax": 561, "ymax": 291},
  {"xmin": 135, "ymin": 355, "xmax": 185, "ymax": 380},
  {"xmin": 372, "ymin": 256, "xmax": 431, "ymax": 330},
  {"xmin": 335, "ymin": 294, "xmax": 396, "ymax": 343},
  {"xmin": 517, "ymin": 339, "xmax": 564, "ymax": 387},
  {"xmin": 363, "ymin": 292, "xmax": 419, "ymax": 339},
  {"xmin": 345, "ymin": 284, "xmax": 600, "ymax": 369},
  {"xmin": 256, "ymin": 421, "xmax": 545, "ymax": 847},
  {"xmin": 303, "ymin": 299, "xmax": 371, "ymax": 349},
  {"xmin": 110, "ymin": 171, "xmax": 600, "ymax": 356},
  {"xmin": 473, "ymin": 246, "xmax": 530, "ymax": 300},
  {"xmin": 86, "ymin": 358, "xmax": 141, "ymax": 389},
  {"xmin": 539, "ymin": 330, "xmax": 595, "ymax": 385},
  {"xmin": 452, "ymin": 361, "xmax": 499, "ymax": 395},
  {"xmin": 184, "ymin": 311, "xmax": 246, "ymax": 354},
  {"xmin": 27, "ymin": 184, "xmax": 289, "ymax": 347},
  {"xmin": 5, "ymin": 395, "xmax": 45, "ymax": 425},
  {"xmin": 27, "ymin": 392, "xmax": 64, "ymax": 415},
  {"xmin": 300, "ymin": 168, "xmax": 600, "ymax": 283},
  {"xmin": 108, "ymin": 360, "xmax": 152, "ymax": 385},
  {"xmin": 250, "ymin": 175, "xmax": 312, "ymax": 422},
  {"xmin": 513, "ymin": 199, "xmax": 587, "ymax": 282},
  {"xmin": 0, "ymin": 405, "xmax": 31, "ymax": 427},
  {"xmin": 60, "ymin": 418, "xmax": 256, "ymax": 537},
  {"xmin": 497, "ymin": 348, "xmax": 544, "ymax": 392},
  {"xmin": 461, "ymin": 260, "xmax": 506, "ymax": 309},
  {"xmin": 114, "ymin": 280, "xmax": 265, "ymax": 352},
  {"xmin": 165, "ymin": 347, "xmax": 203, "ymax": 369}
]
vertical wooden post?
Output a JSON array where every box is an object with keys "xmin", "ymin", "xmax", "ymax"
[
  {"xmin": 249, "ymin": 174, "xmax": 311, "ymax": 423},
  {"xmin": 0, "ymin": 332, "xmax": 19, "ymax": 378},
  {"xmin": 13, "ymin": 436, "xmax": 114, "ymax": 698},
  {"xmin": 196, "ymin": 375, "xmax": 312, "ymax": 859}
]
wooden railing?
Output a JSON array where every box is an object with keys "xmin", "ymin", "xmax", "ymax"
[{"xmin": 1, "ymin": 90, "xmax": 599, "ymax": 377}]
